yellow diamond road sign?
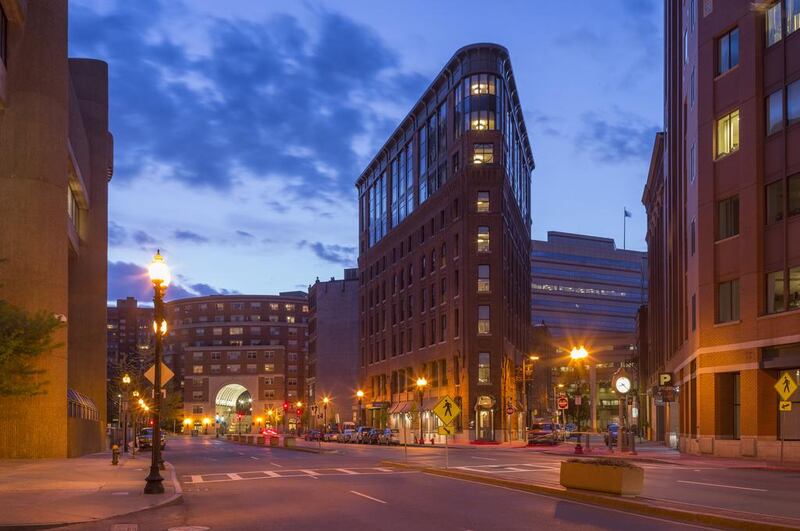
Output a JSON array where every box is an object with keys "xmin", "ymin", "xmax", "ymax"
[
  {"xmin": 433, "ymin": 395, "xmax": 460, "ymax": 425},
  {"xmin": 144, "ymin": 362, "xmax": 174, "ymax": 388},
  {"xmin": 780, "ymin": 401, "xmax": 792, "ymax": 412},
  {"xmin": 775, "ymin": 371, "xmax": 798, "ymax": 401},
  {"xmin": 437, "ymin": 424, "xmax": 455, "ymax": 436}
]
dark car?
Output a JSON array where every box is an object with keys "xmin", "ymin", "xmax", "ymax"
[
  {"xmin": 136, "ymin": 427, "xmax": 165, "ymax": 450},
  {"xmin": 366, "ymin": 428, "xmax": 382, "ymax": 444},
  {"xmin": 527, "ymin": 423, "xmax": 559, "ymax": 445},
  {"xmin": 353, "ymin": 426, "xmax": 371, "ymax": 444},
  {"xmin": 604, "ymin": 423, "xmax": 620, "ymax": 446},
  {"xmin": 303, "ymin": 429, "xmax": 322, "ymax": 441}
]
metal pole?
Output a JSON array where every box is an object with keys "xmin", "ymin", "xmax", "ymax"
[
  {"xmin": 403, "ymin": 413, "xmax": 408, "ymax": 462},
  {"xmin": 419, "ymin": 390, "xmax": 424, "ymax": 443},
  {"xmin": 144, "ymin": 282, "xmax": 165, "ymax": 494}
]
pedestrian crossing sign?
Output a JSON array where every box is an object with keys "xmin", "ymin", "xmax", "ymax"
[
  {"xmin": 437, "ymin": 424, "xmax": 455, "ymax": 436},
  {"xmin": 775, "ymin": 371, "xmax": 798, "ymax": 401},
  {"xmin": 433, "ymin": 395, "xmax": 460, "ymax": 424}
]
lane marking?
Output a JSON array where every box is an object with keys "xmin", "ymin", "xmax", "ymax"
[
  {"xmin": 270, "ymin": 462, "xmax": 283, "ymax": 467},
  {"xmin": 300, "ymin": 469, "xmax": 320, "ymax": 476},
  {"xmin": 190, "ymin": 475, "xmax": 203, "ymax": 484},
  {"xmin": 263, "ymin": 471, "xmax": 280, "ymax": 478},
  {"xmin": 227, "ymin": 473, "xmax": 242, "ymax": 480},
  {"xmin": 350, "ymin": 490, "xmax": 387, "ymax": 504},
  {"xmin": 250, "ymin": 456, "xmax": 259, "ymax": 460},
  {"xmin": 676, "ymin": 480, "xmax": 767, "ymax": 492},
  {"xmin": 336, "ymin": 468, "xmax": 358, "ymax": 474},
  {"xmin": 471, "ymin": 457, "xmax": 497, "ymax": 461}
]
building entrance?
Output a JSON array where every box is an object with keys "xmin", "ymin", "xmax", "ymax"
[{"xmin": 215, "ymin": 384, "xmax": 252, "ymax": 434}]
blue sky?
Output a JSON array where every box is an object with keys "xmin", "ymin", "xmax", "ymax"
[{"xmin": 68, "ymin": 0, "xmax": 663, "ymax": 302}]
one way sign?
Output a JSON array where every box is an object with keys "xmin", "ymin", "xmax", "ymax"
[{"xmin": 437, "ymin": 424, "xmax": 454, "ymax": 436}]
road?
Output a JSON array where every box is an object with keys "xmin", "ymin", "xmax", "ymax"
[{"xmin": 57, "ymin": 436, "xmax": 718, "ymax": 531}]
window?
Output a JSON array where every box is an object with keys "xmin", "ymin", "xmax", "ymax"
[
  {"xmin": 270, "ymin": 303, "xmax": 279, "ymax": 311},
  {"xmin": 192, "ymin": 352, "xmax": 204, "ymax": 361},
  {"xmin": 473, "ymin": 143, "xmax": 493, "ymax": 164},
  {"xmin": 211, "ymin": 351, "xmax": 221, "ymax": 360},
  {"xmin": 192, "ymin": 406, "xmax": 204, "ymax": 414},
  {"xmin": 717, "ymin": 279, "xmax": 740, "ymax": 323},
  {"xmin": 264, "ymin": 363, "xmax": 275, "ymax": 372},
  {"xmin": 690, "ymin": 67, "xmax": 696, "ymax": 107},
  {"xmin": 0, "ymin": 4, "xmax": 7, "ymax": 66},
  {"xmin": 478, "ymin": 352, "xmax": 491, "ymax": 384},
  {"xmin": 767, "ymin": 2, "xmax": 783, "ymax": 45},
  {"xmin": 478, "ymin": 305, "xmax": 490, "ymax": 335},
  {"xmin": 767, "ymin": 271, "xmax": 785, "ymax": 314},
  {"xmin": 683, "ymin": 29, "xmax": 689, "ymax": 64},
  {"xmin": 247, "ymin": 351, "xmax": 257, "ymax": 359},
  {"xmin": 215, "ymin": 303, "xmax": 224, "ymax": 311},
  {"xmin": 717, "ymin": 27, "xmax": 739, "ymax": 75},
  {"xmin": 790, "ymin": 266, "xmax": 800, "ymax": 309},
  {"xmin": 478, "ymin": 265, "xmax": 490, "ymax": 293},
  {"xmin": 766, "ymin": 181, "xmax": 784, "ymax": 224},
  {"xmin": 715, "ymin": 110, "xmax": 740, "ymax": 158},
  {"xmin": 788, "ymin": 80, "xmax": 800, "ymax": 123},
  {"xmin": 690, "ymin": 218, "xmax": 696, "ymax": 255},
  {"xmin": 789, "ymin": 0, "xmax": 800, "ymax": 34},
  {"xmin": 210, "ymin": 364, "xmax": 221, "ymax": 373},
  {"xmin": 477, "ymin": 226, "xmax": 490, "ymax": 253},
  {"xmin": 790, "ymin": 175, "xmax": 800, "ymax": 216},
  {"xmin": 286, "ymin": 315, "xmax": 295, "ymax": 324},
  {"xmin": 767, "ymin": 90, "xmax": 783, "ymax": 135},
  {"xmin": 213, "ymin": 327, "xmax": 223, "ymax": 336},
  {"xmin": 288, "ymin": 378, "xmax": 298, "ymax": 387},
  {"xmin": 690, "ymin": 143, "xmax": 696, "ymax": 183},
  {"xmin": 477, "ymin": 191, "xmax": 490, "ymax": 212},
  {"xmin": 229, "ymin": 327, "xmax": 243, "ymax": 335},
  {"xmin": 193, "ymin": 365, "xmax": 203, "ymax": 374},
  {"xmin": 232, "ymin": 302, "xmax": 244, "ymax": 310},
  {"xmin": 226, "ymin": 364, "xmax": 240, "ymax": 373},
  {"xmin": 717, "ymin": 196, "xmax": 739, "ymax": 240},
  {"xmin": 691, "ymin": 294, "xmax": 697, "ymax": 331},
  {"xmin": 227, "ymin": 351, "xmax": 240, "ymax": 360},
  {"xmin": 264, "ymin": 390, "xmax": 275, "ymax": 399}
]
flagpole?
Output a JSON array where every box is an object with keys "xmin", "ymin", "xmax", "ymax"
[{"xmin": 623, "ymin": 208, "xmax": 627, "ymax": 250}]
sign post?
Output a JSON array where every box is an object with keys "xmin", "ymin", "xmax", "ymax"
[
  {"xmin": 433, "ymin": 396, "xmax": 461, "ymax": 469},
  {"xmin": 775, "ymin": 371, "xmax": 798, "ymax": 463}
]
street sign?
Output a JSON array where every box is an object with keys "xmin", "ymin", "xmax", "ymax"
[
  {"xmin": 505, "ymin": 406, "xmax": 515, "ymax": 415},
  {"xmin": 432, "ymin": 395, "xmax": 461, "ymax": 425},
  {"xmin": 573, "ymin": 396, "xmax": 582, "ymax": 406},
  {"xmin": 659, "ymin": 373, "xmax": 673, "ymax": 386},
  {"xmin": 437, "ymin": 424, "xmax": 455, "ymax": 436},
  {"xmin": 557, "ymin": 396, "xmax": 568, "ymax": 410},
  {"xmin": 780, "ymin": 401, "xmax": 792, "ymax": 412},
  {"xmin": 775, "ymin": 371, "xmax": 798, "ymax": 401},
  {"xmin": 144, "ymin": 362, "xmax": 174, "ymax": 387}
]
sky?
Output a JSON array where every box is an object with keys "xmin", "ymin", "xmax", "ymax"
[{"xmin": 67, "ymin": 0, "xmax": 663, "ymax": 303}]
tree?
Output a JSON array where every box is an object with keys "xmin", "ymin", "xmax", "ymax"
[{"xmin": 0, "ymin": 300, "xmax": 63, "ymax": 396}]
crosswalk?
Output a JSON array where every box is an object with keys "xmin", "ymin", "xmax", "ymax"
[
  {"xmin": 450, "ymin": 460, "xmax": 691, "ymax": 475},
  {"xmin": 183, "ymin": 466, "xmax": 405, "ymax": 484}
]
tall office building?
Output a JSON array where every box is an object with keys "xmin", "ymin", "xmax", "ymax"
[
  {"xmin": 0, "ymin": 1, "xmax": 113, "ymax": 458},
  {"xmin": 643, "ymin": 0, "xmax": 800, "ymax": 459},
  {"xmin": 356, "ymin": 43, "xmax": 534, "ymax": 442},
  {"xmin": 531, "ymin": 232, "xmax": 647, "ymax": 429},
  {"xmin": 307, "ymin": 269, "xmax": 359, "ymax": 427}
]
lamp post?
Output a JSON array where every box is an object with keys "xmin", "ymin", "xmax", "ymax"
[
  {"xmin": 416, "ymin": 377, "xmax": 427, "ymax": 443},
  {"xmin": 569, "ymin": 346, "xmax": 588, "ymax": 432},
  {"xmin": 122, "ymin": 374, "xmax": 131, "ymax": 452},
  {"xmin": 144, "ymin": 250, "xmax": 170, "ymax": 495},
  {"xmin": 322, "ymin": 397, "xmax": 329, "ymax": 432},
  {"xmin": 296, "ymin": 401, "xmax": 303, "ymax": 434},
  {"xmin": 356, "ymin": 390, "xmax": 364, "ymax": 426},
  {"xmin": 522, "ymin": 355, "xmax": 539, "ymax": 430}
]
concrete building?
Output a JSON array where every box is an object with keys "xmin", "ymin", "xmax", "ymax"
[
  {"xmin": 165, "ymin": 294, "xmax": 309, "ymax": 434},
  {"xmin": 531, "ymin": 232, "xmax": 647, "ymax": 430},
  {"xmin": 0, "ymin": 1, "xmax": 113, "ymax": 458},
  {"xmin": 643, "ymin": 0, "xmax": 800, "ymax": 460},
  {"xmin": 307, "ymin": 269, "xmax": 359, "ymax": 428},
  {"xmin": 356, "ymin": 43, "xmax": 534, "ymax": 443}
]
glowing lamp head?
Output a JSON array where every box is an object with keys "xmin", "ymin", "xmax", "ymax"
[
  {"xmin": 322, "ymin": 397, "xmax": 329, "ymax": 405},
  {"xmin": 416, "ymin": 377, "xmax": 427, "ymax": 388},
  {"xmin": 132, "ymin": 390, "xmax": 140, "ymax": 397},
  {"xmin": 296, "ymin": 401, "xmax": 303, "ymax": 408},
  {"xmin": 183, "ymin": 418, "xmax": 192, "ymax": 426},
  {"xmin": 122, "ymin": 374, "xmax": 131, "ymax": 385},
  {"xmin": 148, "ymin": 250, "xmax": 171, "ymax": 287},
  {"xmin": 570, "ymin": 346, "xmax": 589, "ymax": 360},
  {"xmin": 356, "ymin": 390, "xmax": 364, "ymax": 399}
]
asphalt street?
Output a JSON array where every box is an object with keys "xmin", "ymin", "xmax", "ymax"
[{"xmin": 56, "ymin": 436, "xmax": 718, "ymax": 531}]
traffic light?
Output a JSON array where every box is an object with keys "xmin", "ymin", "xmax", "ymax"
[
  {"xmin": 296, "ymin": 408, "xmax": 302, "ymax": 416},
  {"xmin": 283, "ymin": 401, "xmax": 289, "ymax": 411}
]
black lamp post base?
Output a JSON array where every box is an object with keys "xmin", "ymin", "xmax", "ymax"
[{"xmin": 144, "ymin": 467, "xmax": 164, "ymax": 494}]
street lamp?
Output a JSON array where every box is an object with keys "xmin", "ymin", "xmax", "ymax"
[
  {"xmin": 416, "ymin": 377, "xmax": 427, "ymax": 443},
  {"xmin": 569, "ymin": 346, "xmax": 589, "ymax": 432},
  {"xmin": 121, "ymin": 374, "xmax": 131, "ymax": 452},
  {"xmin": 356, "ymin": 390, "xmax": 365, "ymax": 425},
  {"xmin": 322, "ymin": 397, "xmax": 329, "ymax": 431},
  {"xmin": 144, "ymin": 250, "xmax": 170, "ymax": 495},
  {"xmin": 522, "ymin": 355, "xmax": 539, "ymax": 430}
]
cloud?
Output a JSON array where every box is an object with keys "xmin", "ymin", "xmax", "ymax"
[
  {"xmin": 174, "ymin": 229, "xmax": 209, "ymax": 244},
  {"xmin": 297, "ymin": 240, "xmax": 356, "ymax": 267},
  {"xmin": 575, "ymin": 110, "xmax": 660, "ymax": 163},
  {"xmin": 107, "ymin": 260, "xmax": 234, "ymax": 302},
  {"xmin": 132, "ymin": 230, "xmax": 158, "ymax": 246},
  {"xmin": 236, "ymin": 230, "xmax": 254, "ymax": 238},
  {"xmin": 108, "ymin": 221, "xmax": 127, "ymax": 246}
]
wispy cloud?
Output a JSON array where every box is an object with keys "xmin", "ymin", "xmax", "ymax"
[
  {"xmin": 575, "ymin": 109, "xmax": 660, "ymax": 163},
  {"xmin": 174, "ymin": 229, "xmax": 209, "ymax": 244},
  {"xmin": 297, "ymin": 240, "xmax": 356, "ymax": 267}
]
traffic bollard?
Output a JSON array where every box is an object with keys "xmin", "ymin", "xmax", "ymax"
[{"xmin": 111, "ymin": 445, "xmax": 120, "ymax": 465}]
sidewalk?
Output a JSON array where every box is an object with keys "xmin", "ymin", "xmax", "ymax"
[{"xmin": 0, "ymin": 451, "xmax": 181, "ymax": 528}]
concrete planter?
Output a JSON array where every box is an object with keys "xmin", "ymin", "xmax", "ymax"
[
  {"xmin": 559, "ymin": 460, "xmax": 644, "ymax": 496},
  {"xmin": 246, "ymin": 435, "xmax": 255, "ymax": 445},
  {"xmin": 256, "ymin": 436, "xmax": 265, "ymax": 446},
  {"xmin": 269, "ymin": 436, "xmax": 279, "ymax": 447},
  {"xmin": 226, "ymin": 434, "xmax": 233, "ymax": 441},
  {"xmin": 283, "ymin": 436, "xmax": 296, "ymax": 448}
]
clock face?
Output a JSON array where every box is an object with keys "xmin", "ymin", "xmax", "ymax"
[{"xmin": 615, "ymin": 376, "xmax": 631, "ymax": 393}]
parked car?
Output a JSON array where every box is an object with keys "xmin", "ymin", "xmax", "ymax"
[
  {"xmin": 324, "ymin": 431, "xmax": 339, "ymax": 442},
  {"xmin": 366, "ymin": 428, "xmax": 382, "ymax": 444},
  {"xmin": 379, "ymin": 428, "xmax": 400, "ymax": 445},
  {"xmin": 137, "ymin": 427, "xmax": 165, "ymax": 450},
  {"xmin": 303, "ymin": 429, "xmax": 322, "ymax": 441},
  {"xmin": 340, "ymin": 427, "xmax": 356, "ymax": 443},
  {"xmin": 604, "ymin": 423, "xmax": 620, "ymax": 446},
  {"xmin": 564, "ymin": 423, "xmax": 578, "ymax": 439},
  {"xmin": 354, "ymin": 426, "xmax": 371, "ymax": 443},
  {"xmin": 527, "ymin": 423, "xmax": 559, "ymax": 445}
]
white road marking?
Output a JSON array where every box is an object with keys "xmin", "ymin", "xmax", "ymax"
[
  {"xmin": 227, "ymin": 473, "xmax": 243, "ymax": 480},
  {"xmin": 182, "ymin": 467, "xmax": 409, "ymax": 484},
  {"xmin": 300, "ymin": 469, "xmax": 320, "ymax": 476},
  {"xmin": 350, "ymin": 490, "xmax": 387, "ymax": 504},
  {"xmin": 190, "ymin": 475, "xmax": 203, "ymax": 483},
  {"xmin": 677, "ymin": 480, "xmax": 767, "ymax": 492},
  {"xmin": 270, "ymin": 462, "xmax": 283, "ymax": 467},
  {"xmin": 249, "ymin": 456, "xmax": 259, "ymax": 460},
  {"xmin": 263, "ymin": 471, "xmax": 280, "ymax": 478},
  {"xmin": 471, "ymin": 456, "xmax": 497, "ymax": 461},
  {"xmin": 336, "ymin": 468, "xmax": 358, "ymax": 474}
]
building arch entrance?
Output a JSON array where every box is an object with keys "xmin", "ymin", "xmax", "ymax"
[{"xmin": 215, "ymin": 383, "xmax": 252, "ymax": 434}]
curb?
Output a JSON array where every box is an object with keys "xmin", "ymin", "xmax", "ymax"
[
  {"xmin": 381, "ymin": 460, "xmax": 800, "ymax": 531},
  {"xmin": 0, "ymin": 461, "xmax": 184, "ymax": 530}
]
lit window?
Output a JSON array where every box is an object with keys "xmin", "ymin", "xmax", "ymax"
[
  {"xmin": 718, "ymin": 279, "xmax": 740, "ymax": 323},
  {"xmin": 473, "ymin": 143, "xmax": 493, "ymax": 164},
  {"xmin": 213, "ymin": 327, "xmax": 223, "ymax": 336},
  {"xmin": 285, "ymin": 304, "xmax": 295, "ymax": 311},
  {"xmin": 227, "ymin": 351, "xmax": 240, "ymax": 360},
  {"xmin": 478, "ymin": 305, "xmax": 490, "ymax": 335},
  {"xmin": 478, "ymin": 352, "xmax": 491, "ymax": 384},
  {"xmin": 193, "ymin": 365, "xmax": 203, "ymax": 374},
  {"xmin": 227, "ymin": 364, "xmax": 240, "ymax": 373},
  {"xmin": 789, "ymin": 0, "xmax": 800, "ymax": 34},
  {"xmin": 767, "ymin": 271, "xmax": 785, "ymax": 314},
  {"xmin": 470, "ymin": 74, "xmax": 495, "ymax": 95},
  {"xmin": 469, "ymin": 111, "xmax": 496, "ymax": 131},
  {"xmin": 192, "ymin": 391, "xmax": 203, "ymax": 401},
  {"xmin": 767, "ymin": 2, "xmax": 783, "ymax": 46},
  {"xmin": 477, "ymin": 191, "xmax": 490, "ymax": 212},
  {"xmin": 767, "ymin": 89, "xmax": 783, "ymax": 135},
  {"xmin": 766, "ymin": 181, "xmax": 784, "ymax": 224},
  {"xmin": 717, "ymin": 27, "xmax": 739, "ymax": 75},
  {"xmin": 717, "ymin": 195, "xmax": 739, "ymax": 240},
  {"xmin": 264, "ymin": 363, "xmax": 275, "ymax": 372},
  {"xmin": 478, "ymin": 265, "xmax": 490, "ymax": 293},
  {"xmin": 215, "ymin": 303, "xmax": 224, "ymax": 311},
  {"xmin": 229, "ymin": 327, "xmax": 243, "ymax": 335},
  {"xmin": 477, "ymin": 226, "xmax": 490, "ymax": 253},
  {"xmin": 287, "ymin": 315, "xmax": 295, "ymax": 324},
  {"xmin": 788, "ymin": 80, "xmax": 800, "ymax": 123},
  {"xmin": 270, "ymin": 303, "xmax": 279, "ymax": 311},
  {"xmin": 715, "ymin": 110, "xmax": 740, "ymax": 158}
]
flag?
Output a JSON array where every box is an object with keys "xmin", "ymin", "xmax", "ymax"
[{"xmin": 624, "ymin": 208, "xmax": 632, "ymax": 218}]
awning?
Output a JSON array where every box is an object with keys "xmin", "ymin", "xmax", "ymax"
[
  {"xmin": 67, "ymin": 388, "xmax": 98, "ymax": 411},
  {"xmin": 389, "ymin": 402, "xmax": 413, "ymax": 414}
]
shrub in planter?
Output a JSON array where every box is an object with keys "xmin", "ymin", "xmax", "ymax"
[{"xmin": 559, "ymin": 458, "xmax": 644, "ymax": 496}]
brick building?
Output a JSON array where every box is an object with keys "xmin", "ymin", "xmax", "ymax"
[
  {"xmin": 165, "ymin": 294, "xmax": 309, "ymax": 434},
  {"xmin": 307, "ymin": 269, "xmax": 359, "ymax": 428},
  {"xmin": 0, "ymin": 1, "xmax": 113, "ymax": 457},
  {"xmin": 643, "ymin": 0, "xmax": 800, "ymax": 459},
  {"xmin": 356, "ymin": 43, "xmax": 534, "ymax": 443}
]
